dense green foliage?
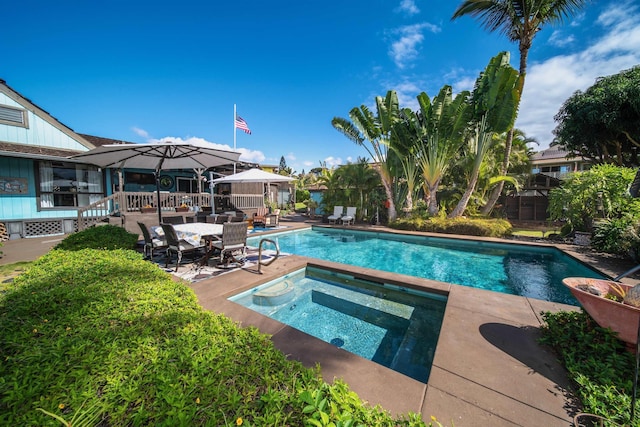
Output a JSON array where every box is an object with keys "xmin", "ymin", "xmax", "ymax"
[
  {"xmin": 554, "ymin": 66, "xmax": 640, "ymax": 167},
  {"xmin": 0, "ymin": 243, "xmax": 435, "ymax": 425},
  {"xmin": 318, "ymin": 158, "xmax": 384, "ymax": 222},
  {"xmin": 390, "ymin": 215, "xmax": 512, "ymax": 238},
  {"xmin": 548, "ymin": 164, "xmax": 640, "ymax": 233},
  {"xmin": 592, "ymin": 217, "xmax": 640, "ymax": 261},
  {"xmin": 53, "ymin": 224, "xmax": 139, "ymax": 251},
  {"xmin": 539, "ymin": 310, "xmax": 637, "ymax": 426}
]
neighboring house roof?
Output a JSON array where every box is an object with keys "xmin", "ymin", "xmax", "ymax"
[
  {"xmin": 531, "ymin": 146, "xmax": 577, "ymax": 162},
  {"xmin": 78, "ymin": 134, "xmax": 134, "ymax": 147}
]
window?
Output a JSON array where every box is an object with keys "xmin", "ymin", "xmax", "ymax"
[
  {"xmin": 37, "ymin": 161, "xmax": 104, "ymax": 209},
  {"xmin": 0, "ymin": 105, "xmax": 28, "ymax": 128},
  {"xmin": 124, "ymin": 171, "xmax": 156, "ymax": 185},
  {"xmin": 177, "ymin": 177, "xmax": 198, "ymax": 193}
]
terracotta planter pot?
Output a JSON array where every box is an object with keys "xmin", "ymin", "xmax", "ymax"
[
  {"xmin": 175, "ymin": 207, "xmax": 189, "ymax": 212},
  {"xmin": 563, "ymin": 277, "xmax": 640, "ymax": 347},
  {"xmin": 140, "ymin": 207, "xmax": 156, "ymax": 213}
]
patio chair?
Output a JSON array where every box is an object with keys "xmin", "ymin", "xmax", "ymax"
[
  {"xmin": 327, "ymin": 206, "xmax": 344, "ymax": 224},
  {"xmin": 161, "ymin": 223, "xmax": 204, "ymax": 272},
  {"xmin": 341, "ymin": 207, "xmax": 357, "ymax": 226},
  {"xmin": 265, "ymin": 209, "xmax": 280, "ymax": 227},
  {"xmin": 229, "ymin": 215, "xmax": 244, "ymax": 223},
  {"xmin": 253, "ymin": 207, "xmax": 269, "ymax": 226},
  {"xmin": 210, "ymin": 221, "xmax": 248, "ymax": 267},
  {"xmin": 138, "ymin": 221, "xmax": 167, "ymax": 260},
  {"xmin": 162, "ymin": 215, "xmax": 184, "ymax": 225}
]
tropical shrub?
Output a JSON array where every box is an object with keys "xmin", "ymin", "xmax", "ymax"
[
  {"xmin": 54, "ymin": 224, "xmax": 139, "ymax": 251},
  {"xmin": 539, "ymin": 310, "xmax": 637, "ymax": 426},
  {"xmin": 548, "ymin": 164, "xmax": 640, "ymax": 233},
  {"xmin": 592, "ymin": 217, "xmax": 640, "ymax": 260},
  {"xmin": 390, "ymin": 216, "xmax": 512, "ymax": 237}
]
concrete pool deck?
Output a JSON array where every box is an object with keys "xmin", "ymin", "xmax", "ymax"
[{"xmin": 3, "ymin": 217, "xmax": 640, "ymax": 426}]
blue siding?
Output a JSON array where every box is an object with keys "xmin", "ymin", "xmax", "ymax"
[
  {"xmin": 0, "ymin": 157, "xmax": 78, "ymax": 221},
  {"xmin": 0, "ymin": 92, "xmax": 88, "ymax": 151}
]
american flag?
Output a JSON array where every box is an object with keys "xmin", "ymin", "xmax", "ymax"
[{"xmin": 234, "ymin": 115, "xmax": 252, "ymax": 134}]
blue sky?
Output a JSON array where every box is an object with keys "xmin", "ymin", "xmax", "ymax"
[{"xmin": 3, "ymin": 0, "xmax": 639, "ymax": 173}]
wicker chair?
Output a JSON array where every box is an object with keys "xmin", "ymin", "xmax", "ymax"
[
  {"xmin": 138, "ymin": 221, "xmax": 167, "ymax": 260},
  {"xmin": 210, "ymin": 222, "xmax": 248, "ymax": 267},
  {"xmin": 162, "ymin": 216, "xmax": 184, "ymax": 225},
  {"xmin": 161, "ymin": 223, "xmax": 204, "ymax": 272}
]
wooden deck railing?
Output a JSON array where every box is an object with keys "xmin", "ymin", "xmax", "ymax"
[{"xmin": 77, "ymin": 192, "xmax": 264, "ymax": 230}]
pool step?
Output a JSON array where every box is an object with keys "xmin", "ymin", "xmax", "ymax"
[{"xmin": 252, "ymin": 280, "xmax": 294, "ymax": 306}]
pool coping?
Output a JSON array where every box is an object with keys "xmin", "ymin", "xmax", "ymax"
[
  {"xmin": 189, "ymin": 222, "xmax": 640, "ymax": 425},
  {"xmin": 190, "ymin": 223, "xmax": 625, "ymax": 425}
]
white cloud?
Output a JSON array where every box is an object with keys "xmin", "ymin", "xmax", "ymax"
[
  {"xmin": 237, "ymin": 147, "xmax": 266, "ymax": 164},
  {"xmin": 548, "ymin": 30, "xmax": 576, "ymax": 47},
  {"xmin": 146, "ymin": 135, "xmax": 265, "ymax": 163},
  {"xmin": 323, "ymin": 156, "xmax": 344, "ymax": 168},
  {"xmin": 516, "ymin": 2, "xmax": 640, "ymax": 149},
  {"xmin": 388, "ymin": 23, "xmax": 440, "ymax": 69},
  {"xmin": 132, "ymin": 126, "xmax": 150, "ymax": 139},
  {"xmin": 286, "ymin": 152, "xmax": 296, "ymax": 161},
  {"xmin": 396, "ymin": 0, "xmax": 420, "ymax": 16}
]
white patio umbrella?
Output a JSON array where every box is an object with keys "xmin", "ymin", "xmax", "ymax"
[
  {"xmin": 211, "ymin": 168, "xmax": 295, "ymax": 207},
  {"xmin": 71, "ymin": 140, "xmax": 241, "ymax": 223},
  {"xmin": 211, "ymin": 168, "xmax": 295, "ymax": 184}
]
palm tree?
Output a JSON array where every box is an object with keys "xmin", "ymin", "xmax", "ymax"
[
  {"xmin": 332, "ymin": 91, "xmax": 401, "ymax": 221},
  {"xmin": 452, "ymin": 0, "xmax": 588, "ymax": 214},
  {"xmin": 338, "ymin": 158, "xmax": 381, "ymax": 220}
]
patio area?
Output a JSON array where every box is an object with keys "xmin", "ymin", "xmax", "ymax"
[{"xmin": 2, "ymin": 216, "xmax": 640, "ymax": 425}]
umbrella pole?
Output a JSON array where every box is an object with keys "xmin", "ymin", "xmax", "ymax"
[{"xmin": 155, "ymin": 172, "xmax": 163, "ymax": 225}]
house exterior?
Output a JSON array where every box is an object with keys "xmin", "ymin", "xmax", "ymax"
[
  {"xmin": 0, "ymin": 79, "xmax": 283, "ymax": 240},
  {"xmin": 530, "ymin": 146, "xmax": 590, "ymax": 180},
  {"xmin": 500, "ymin": 146, "xmax": 590, "ymax": 221},
  {"xmin": 0, "ymin": 79, "xmax": 108, "ymax": 239}
]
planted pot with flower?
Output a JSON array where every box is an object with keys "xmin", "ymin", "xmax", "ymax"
[
  {"xmin": 563, "ymin": 277, "xmax": 640, "ymax": 348},
  {"xmin": 175, "ymin": 203, "xmax": 190, "ymax": 212},
  {"xmin": 140, "ymin": 204, "xmax": 156, "ymax": 213}
]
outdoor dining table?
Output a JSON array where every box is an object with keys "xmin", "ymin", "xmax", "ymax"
[{"xmin": 151, "ymin": 223, "xmax": 223, "ymax": 247}]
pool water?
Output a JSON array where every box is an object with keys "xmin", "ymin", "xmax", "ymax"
[
  {"xmin": 247, "ymin": 227, "xmax": 606, "ymax": 305},
  {"xmin": 230, "ymin": 267, "xmax": 446, "ymax": 383}
]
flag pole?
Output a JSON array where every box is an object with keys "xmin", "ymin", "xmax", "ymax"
[{"xmin": 233, "ymin": 103, "xmax": 237, "ymax": 174}]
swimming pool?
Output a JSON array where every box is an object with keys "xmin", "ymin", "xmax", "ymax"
[
  {"xmin": 229, "ymin": 266, "xmax": 446, "ymax": 383},
  {"xmin": 247, "ymin": 227, "xmax": 606, "ymax": 305}
]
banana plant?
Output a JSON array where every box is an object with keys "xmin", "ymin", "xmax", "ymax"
[
  {"xmin": 332, "ymin": 91, "xmax": 401, "ymax": 221},
  {"xmin": 399, "ymin": 86, "xmax": 470, "ymax": 216},
  {"xmin": 449, "ymin": 51, "xmax": 522, "ymax": 218}
]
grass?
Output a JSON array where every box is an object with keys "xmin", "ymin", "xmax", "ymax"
[
  {"xmin": 511, "ymin": 228, "xmax": 561, "ymax": 238},
  {"xmin": 0, "ymin": 261, "xmax": 33, "ymax": 291}
]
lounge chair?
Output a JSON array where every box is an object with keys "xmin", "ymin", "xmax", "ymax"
[
  {"xmin": 210, "ymin": 222, "xmax": 248, "ymax": 267},
  {"xmin": 327, "ymin": 206, "xmax": 344, "ymax": 224},
  {"xmin": 341, "ymin": 207, "xmax": 357, "ymax": 226},
  {"xmin": 161, "ymin": 223, "xmax": 204, "ymax": 272},
  {"xmin": 253, "ymin": 207, "xmax": 269, "ymax": 227},
  {"xmin": 138, "ymin": 221, "xmax": 167, "ymax": 259}
]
